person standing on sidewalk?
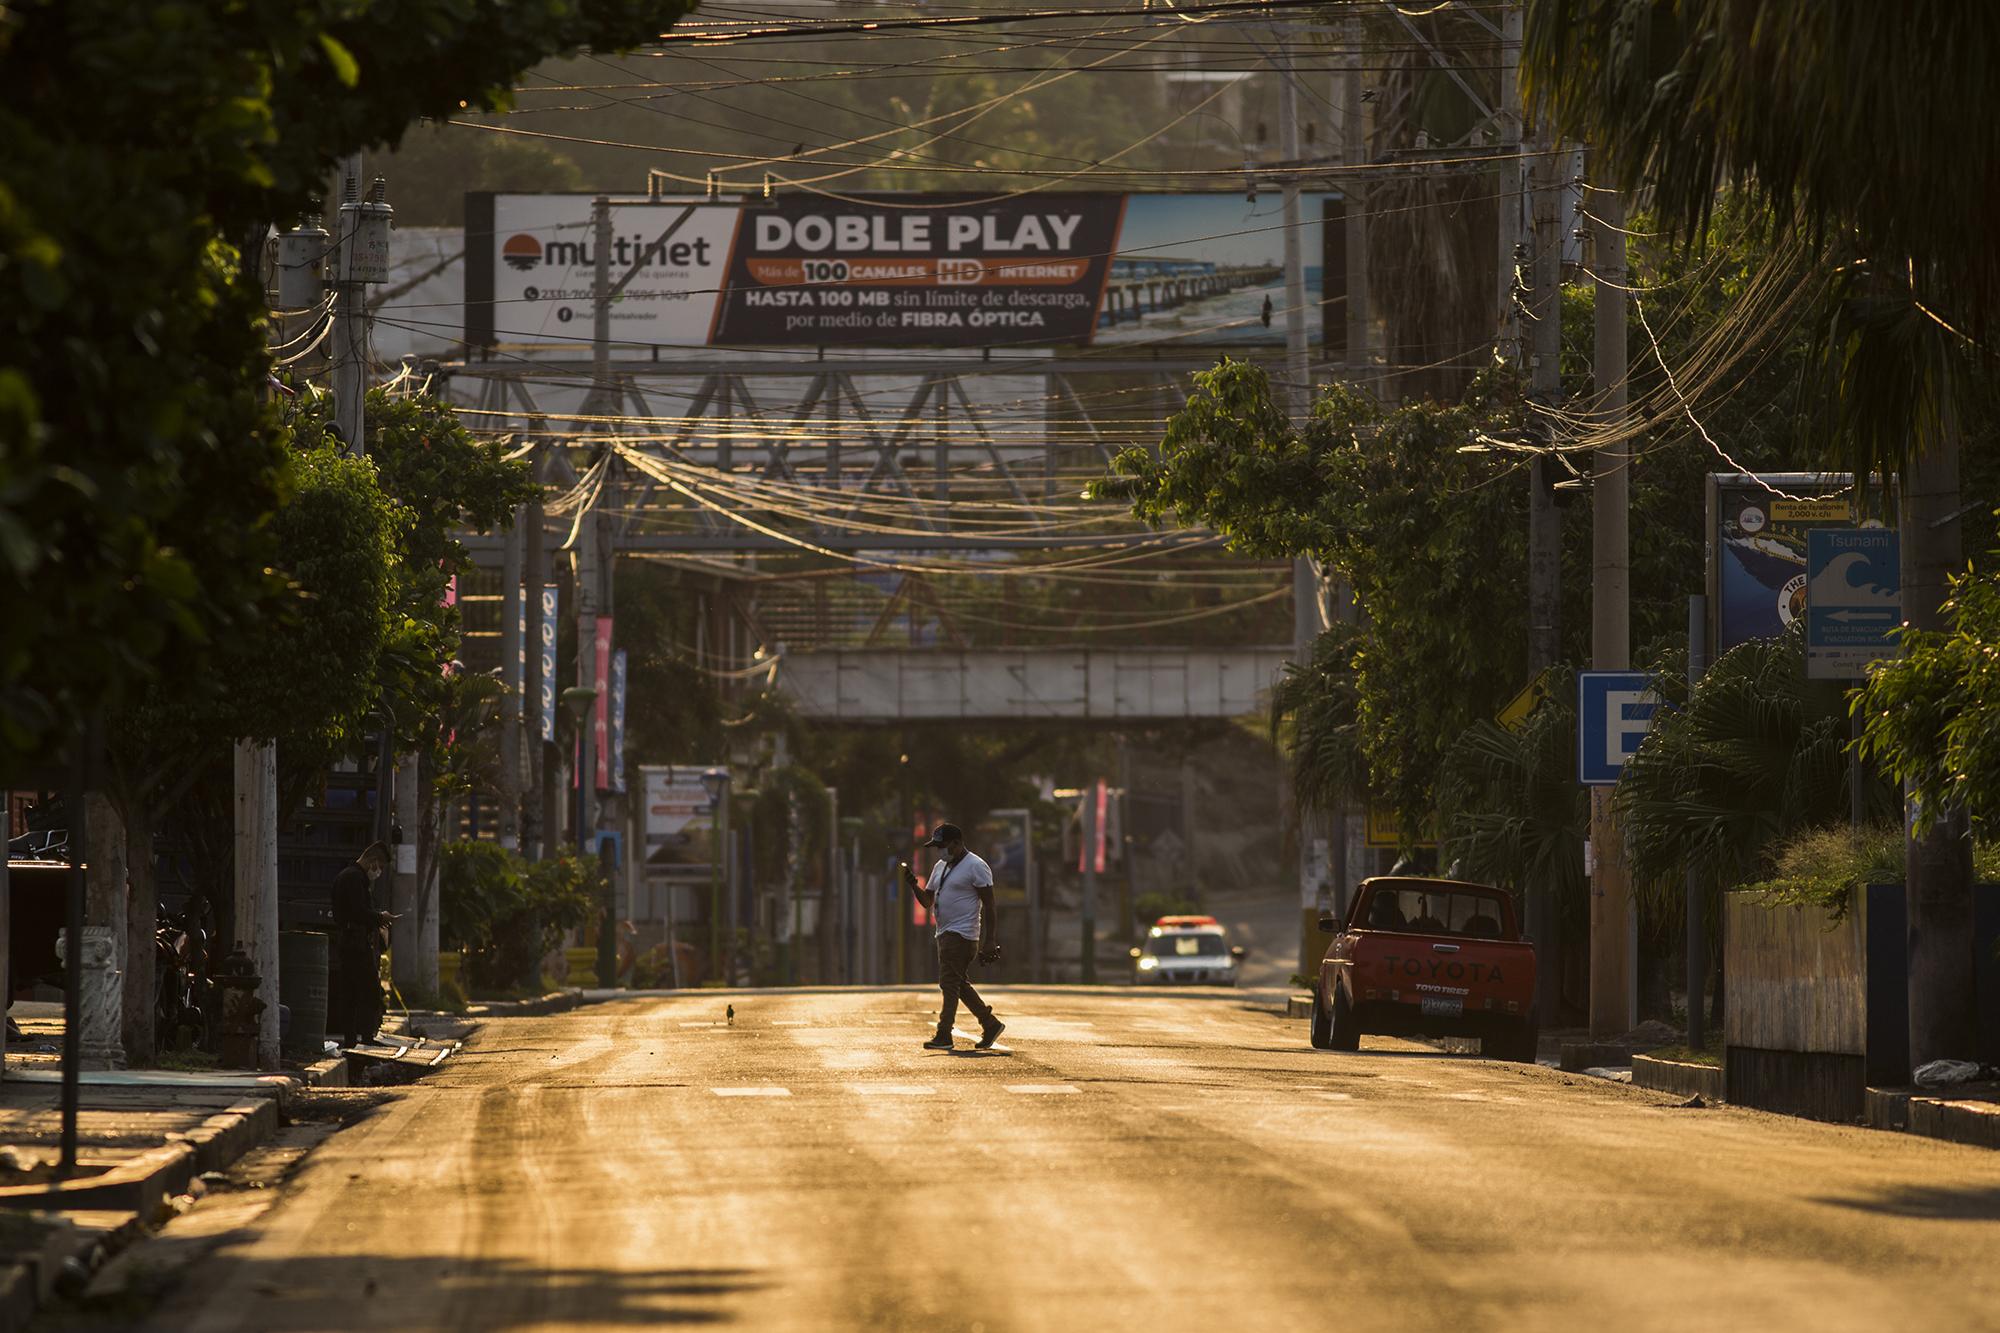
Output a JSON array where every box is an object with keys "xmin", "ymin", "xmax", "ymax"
[
  {"xmin": 902, "ymin": 822, "xmax": 1005, "ymax": 1051},
  {"xmin": 330, "ymin": 841, "xmax": 392, "ymax": 1046}
]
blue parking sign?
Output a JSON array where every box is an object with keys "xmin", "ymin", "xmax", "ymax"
[{"xmin": 1578, "ymin": 671, "xmax": 1660, "ymax": 785}]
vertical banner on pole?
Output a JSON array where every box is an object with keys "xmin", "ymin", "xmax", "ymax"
[
  {"xmin": 538, "ymin": 585, "xmax": 559, "ymax": 743},
  {"xmin": 609, "ymin": 649, "xmax": 628, "ymax": 794},
  {"xmin": 1092, "ymin": 780, "xmax": 1108, "ymax": 874},
  {"xmin": 593, "ymin": 616, "xmax": 614, "ymax": 790}
]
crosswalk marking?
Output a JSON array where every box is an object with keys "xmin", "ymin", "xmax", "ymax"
[
  {"xmin": 711, "ymin": 1086, "xmax": 791, "ymax": 1097},
  {"xmin": 771, "ymin": 1019, "xmax": 810, "ymax": 1026},
  {"xmin": 1005, "ymin": 1084, "xmax": 1081, "ymax": 1095},
  {"xmin": 850, "ymin": 1084, "xmax": 936, "ymax": 1096}
]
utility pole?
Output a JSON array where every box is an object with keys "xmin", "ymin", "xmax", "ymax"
[
  {"xmin": 576, "ymin": 508, "xmax": 601, "ymax": 861},
  {"xmin": 1685, "ymin": 594, "xmax": 1708, "ymax": 1051},
  {"xmin": 1494, "ymin": 3, "xmax": 1525, "ymax": 365},
  {"xmin": 330, "ymin": 156, "xmax": 367, "ymax": 456},
  {"xmin": 1342, "ymin": 10, "xmax": 1370, "ymax": 383},
  {"xmin": 1081, "ymin": 781, "xmax": 1099, "ymax": 983},
  {"xmin": 1515, "ymin": 117, "xmax": 1565, "ymax": 1018},
  {"xmin": 1903, "ymin": 430, "xmax": 1975, "ymax": 1071},
  {"xmin": 522, "ymin": 469, "xmax": 546, "ymax": 861},
  {"xmin": 1526, "ymin": 144, "xmax": 1564, "ymax": 675},
  {"xmin": 1280, "ymin": 21, "xmax": 1332, "ymax": 979},
  {"xmin": 499, "ymin": 513, "xmax": 523, "ymax": 852},
  {"xmin": 587, "ymin": 196, "xmax": 615, "ymax": 415},
  {"xmin": 1589, "ymin": 182, "xmax": 1633, "ymax": 1039}
]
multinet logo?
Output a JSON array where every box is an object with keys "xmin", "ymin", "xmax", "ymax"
[
  {"xmin": 500, "ymin": 230, "xmax": 715, "ymax": 273},
  {"xmin": 502, "ymin": 234, "xmax": 543, "ymax": 272}
]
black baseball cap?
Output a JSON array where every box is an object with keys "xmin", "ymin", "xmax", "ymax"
[{"xmin": 921, "ymin": 822, "xmax": 963, "ymax": 848}]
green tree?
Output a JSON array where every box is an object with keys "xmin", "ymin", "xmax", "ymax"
[
  {"xmin": 0, "ymin": 0, "xmax": 691, "ymax": 778},
  {"xmin": 1524, "ymin": 0, "xmax": 2000, "ymax": 1067},
  {"xmin": 1614, "ymin": 632, "xmax": 1863, "ymax": 904},
  {"xmin": 1106, "ymin": 360, "xmax": 1553, "ymax": 826},
  {"xmin": 107, "ymin": 439, "xmax": 397, "ymax": 1060},
  {"xmin": 1857, "ymin": 558, "xmax": 2000, "ymax": 835}
]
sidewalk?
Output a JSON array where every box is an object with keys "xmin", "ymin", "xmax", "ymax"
[{"xmin": 0, "ymin": 1014, "xmax": 352, "ymax": 1326}]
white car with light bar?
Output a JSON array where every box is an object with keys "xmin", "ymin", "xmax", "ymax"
[{"xmin": 1129, "ymin": 915, "xmax": 1246, "ymax": 986}]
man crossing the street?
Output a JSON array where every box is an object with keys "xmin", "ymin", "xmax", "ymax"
[{"xmin": 902, "ymin": 822, "xmax": 1005, "ymax": 1051}]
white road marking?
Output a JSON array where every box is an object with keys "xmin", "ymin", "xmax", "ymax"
[
  {"xmin": 771, "ymin": 1020, "xmax": 810, "ymax": 1026},
  {"xmin": 681, "ymin": 1022, "xmax": 718, "ymax": 1028},
  {"xmin": 711, "ymin": 1086, "xmax": 791, "ymax": 1097},
  {"xmin": 1005, "ymin": 1084, "xmax": 1081, "ymax": 1095},
  {"xmin": 1313, "ymin": 1091, "xmax": 1355, "ymax": 1101},
  {"xmin": 850, "ymin": 1084, "xmax": 936, "ymax": 1096}
]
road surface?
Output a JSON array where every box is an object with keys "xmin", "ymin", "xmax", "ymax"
[{"xmin": 144, "ymin": 987, "xmax": 2000, "ymax": 1331}]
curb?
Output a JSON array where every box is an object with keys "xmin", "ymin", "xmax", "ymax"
[
  {"xmin": 464, "ymin": 988, "xmax": 584, "ymax": 1018},
  {"xmin": 0, "ymin": 1051, "xmax": 355, "ymax": 1324},
  {"xmin": 1631, "ymin": 1054, "xmax": 1724, "ymax": 1102},
  {"xmin": 1559, "ymin": 1041, "xmax": 1641, "ymax": 1072},
  {"xmin": 1285, "ymin": 994, "xmax": 1313, "ymax": 1020},
  {"xmin": 0, "ymin": 1058, "xmax": 348, "ymax": 1219},
  {"xmin": 1866, "ymin": 1086, "xmax": 2000, "ymax": 1149}
]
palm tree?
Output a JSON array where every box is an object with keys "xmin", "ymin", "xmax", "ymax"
[{"xmin": 1523, "ymin": 0, "xmax": 2000, "ymax": 1069}]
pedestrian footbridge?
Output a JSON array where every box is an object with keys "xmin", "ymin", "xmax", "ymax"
[{"xmin": 775, "ymin": 647, "xmax": 1290, "ymax": 722}]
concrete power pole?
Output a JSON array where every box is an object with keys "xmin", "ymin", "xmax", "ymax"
[
  {"xmin": 1517, "ymin": 128, "xmax": 1564, "ymax": 1022},
  {"xmin": 1589, "ymin": 184, "xmax": 1634, "ymax": 1039},
  {"xmin": 1278, "ymin": 20, "xmax": 1332, "ymax": 980},
  {"xmin": 1495, "ymin": 4, "xmax": 1525, "ymax": 365},
  {"xmin": 522, "ymin": 463, "xmax": 549, "ymax": 862},
  {"xmin": 1526, "ymin": 145, "xmax": 1564, "ymax": 675},
  {"xmin": 1081, "ymin": 781, "xmax": 1099, "ymax": 983},
  {"xmin": 500, "ymin": 516, "xmax": 524, "ymax": 853},
  {"xmin": 1342, "ymin": 13, "xmax": 1371, "ymax": 382}
]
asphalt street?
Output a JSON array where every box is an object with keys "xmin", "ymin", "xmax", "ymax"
[{"xmin": 143, "ymin": 987, "xmax": 2000, "ymax": 1332}]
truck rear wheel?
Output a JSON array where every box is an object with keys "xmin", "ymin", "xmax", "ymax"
[
  {"xmin": 1491, "ymin": 1018, "xmax": 1539, "ymax": 1063},
  {"xmin": 1309, "ymin": 986, "xmax": 1333, "ymax": 1049},
  {"xmin": 1328, "ymin": 984, "xmax": 1361, "ymax": 1052}
]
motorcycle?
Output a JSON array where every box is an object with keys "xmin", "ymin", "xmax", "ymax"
[{"xmin": 155, "ymin": 896, "xmax": 216, "ymax": 1051}]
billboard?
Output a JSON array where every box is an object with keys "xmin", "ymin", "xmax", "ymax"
[
  {"xmin": 465, "ymin": 191, "xmax": 1336, "ymax": 352},
  {"xmin": 1705, "ymin": 473, "xmax": 1871, "ymax": 654},
  {"xmin": 642, "ymin": 765, "xmax": 723, "ymax": 876}
]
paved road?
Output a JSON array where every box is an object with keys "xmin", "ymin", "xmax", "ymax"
[{"xmin": 146, "ymin": 987, "xmax": 2000, "ymax": 1331}]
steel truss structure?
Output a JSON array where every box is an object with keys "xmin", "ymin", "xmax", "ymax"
[{"xmin": 441, "ymin": 355, "xmax": 1306, "ymax": 554}]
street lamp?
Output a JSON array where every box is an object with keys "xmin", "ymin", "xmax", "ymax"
[{"xmin": 699, "ymin": 766, "xmax": 732, "ymax": 985}]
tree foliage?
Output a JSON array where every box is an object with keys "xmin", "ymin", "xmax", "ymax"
[
  {"xmin": 0, "ymin": 0, "xmax": 690, "ymax": 778},
  {"xmin": 1523, "ymin": 0, "xmax": 1996, "ymax": 482},
  {"xmin": 1856, "ymin": 562, "xmax": 2000, "ymax": 834},
  {"xmin": 1435, "ymin": 678, "xmax": 1587, "ymax": 920},
  {"xmin": 1612, "ymin": 630, "xmax": 1873, "ymax": 905},
  {"xmin": 1108, "ymin": 359, "xmax": 1550, "ymax": 824}
]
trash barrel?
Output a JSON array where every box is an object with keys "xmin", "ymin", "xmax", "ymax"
[{"xmin": 279, "ymin": 930, "xmax": 329, "ymax": 1059}]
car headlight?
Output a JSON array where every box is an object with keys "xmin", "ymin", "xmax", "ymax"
[{"xmin": 1137, "ymin": 956, "xmax": 1159, "ymax": 970}]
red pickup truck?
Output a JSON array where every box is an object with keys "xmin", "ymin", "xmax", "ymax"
[{"xmin": 1310, "ymin": 876, "xmax": 1538, "ymax": 1062}]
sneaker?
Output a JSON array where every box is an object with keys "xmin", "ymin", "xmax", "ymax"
[
  {"xmin": 922, "ymin": 1034, "xmax": 954, "ymax": 1050},
  {"xmin": 976, "ymin": 1020, "xmax": 1006, "ymax": 1050}
]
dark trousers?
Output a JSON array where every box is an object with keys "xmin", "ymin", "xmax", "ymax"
[
  {"xmin": 935, "ymin": 932, "xmax": 995, "ymax": 1036},
  {"xmin": 332, "ymin": 930, "xmax": 384, "ymax": 1042}
]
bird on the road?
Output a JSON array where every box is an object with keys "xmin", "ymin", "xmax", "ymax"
[{"xmin": 726, "ymin": 1004, "xmax": 736, "ymax": 1023}]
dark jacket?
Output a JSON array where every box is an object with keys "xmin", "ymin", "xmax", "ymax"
[{"xmin": 332, "ymin": 862, "xmax": 377, "ymax": 936}]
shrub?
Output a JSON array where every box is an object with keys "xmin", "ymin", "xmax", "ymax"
[
  {"xmin": 439, "ymin": 842, "xmax": 598, "ymax": 994},
  {"xmin": 1744, "ymin": 823, "xmax": 2000, "ymax": 921}
]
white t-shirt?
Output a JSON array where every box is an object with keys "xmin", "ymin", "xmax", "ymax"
[{"xmin": 928, "ymin": 850, "xmax": 992, "ymax": 941}]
